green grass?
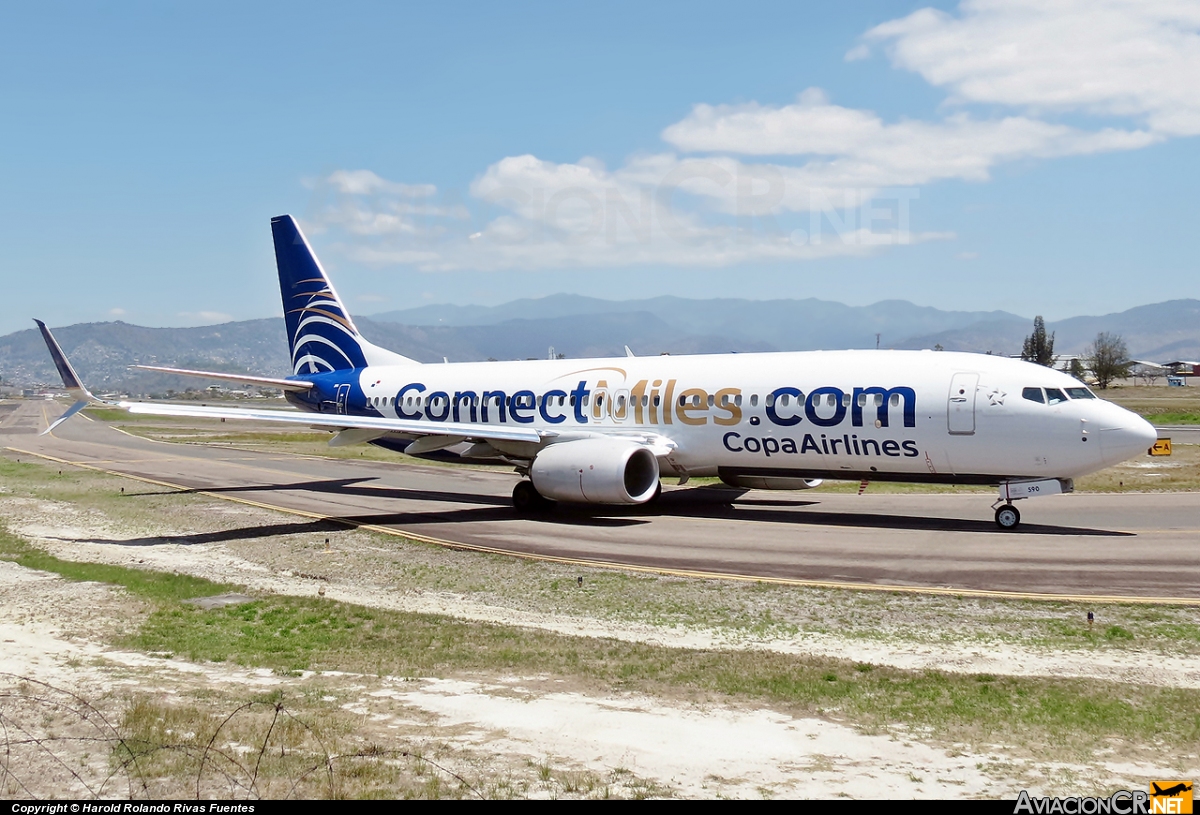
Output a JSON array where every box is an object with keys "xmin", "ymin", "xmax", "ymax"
[
  {"xmin": 150, "ymin": 430, "xmax": 340, "ymax": 445},
  {"xmin": 1100, "ymin": 386, "xmax": 1200, "ymax": 422},
  {"xmin": 0, "ymin": 525, "xmax": 238, "ymax": 603},
  {"xmin": 120, "ymin": 591, "xmax": 1200, "ymax": 757},
  {"xmin": 1075, "ymin": 440, "xmax": 1200, "ymax": 492},
  {"xmin": 82, "ymin": 407, "xmax": 205, "ymax": 423},
  {"xmin": 1148, "ymin": 412, "xmax": 1200, "ymax": 425}
]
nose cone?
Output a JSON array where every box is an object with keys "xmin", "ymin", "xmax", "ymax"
[{"xmin": 1099, "ymin": 410, "xmax": 1159, "ymax": 465}]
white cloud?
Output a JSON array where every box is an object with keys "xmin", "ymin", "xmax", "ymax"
[
  {"xmin": 303, "ymin": 153, "xmax": 951, "ymax": 272},
  {"xmin": 844, "ymin": 43, "xmax": 871, "ymax": 62},
  {"xmin": 108, "ymin": 307, "xmax": 126, "ymax": 316},
  {"xmin": 322, "ymin": 169, "xmax": 437, "ymax": 198},
  {"xmin": 305, "ymin": 171, "xmax": 468, "ymax": 237},
  {"xmin": 178, "ymin": 311, "xmax": 234, "ymax": 324},
  {"xmin": 864, "ymin": 0, "xmax": 1200, "ymax": 136},
  {"xmin": 661, "ymin": 91, "xmax": 1157, "ymax": 191},
  {"xmin": 348, "ymin": 224, "xmax": 954, "ymax": 273},
  {"xmin": 472, "ymin": 150, "xmax": 872, "ymax": 220},
  {"xmin": 304, "ymin": 1, "xmax": 1196, "ymax": 276},
  {"xmin": 664, "ymin": 89, "xmax": 1155, "ymax": 159},
  {"xmin": 324, "ymin": 158, "xmax": 953, "ymax": 273}
]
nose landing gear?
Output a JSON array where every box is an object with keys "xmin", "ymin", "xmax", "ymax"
[{"xmin": 992, "ymin": 477, "xmax": 1073, "ymax": 530}]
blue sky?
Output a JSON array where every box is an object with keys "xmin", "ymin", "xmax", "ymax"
[{"xmin": 3, "ymin": 1, "xmax": 1197, "ymax": 336}]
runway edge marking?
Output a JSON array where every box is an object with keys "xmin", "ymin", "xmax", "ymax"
[{"xmin": 6, "ymin": 444, "xmax": 1199, "ymax": 607}]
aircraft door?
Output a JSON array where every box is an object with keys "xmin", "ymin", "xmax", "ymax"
[
  {"xmin": 335, "ymin": 384, "xmax": 351, "ymax": 415},
  {"xmin": 947, "ymin": 373, "xmax": 979, "ymax": 435}
]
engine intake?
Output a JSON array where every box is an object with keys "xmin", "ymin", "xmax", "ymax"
[{"xmin": 531, "ymin": 438, "xmax": 661, "ymax": 504}]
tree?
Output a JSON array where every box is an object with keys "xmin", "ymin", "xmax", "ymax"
[
  {"xmin": 1021, "ymin": 316, "xmax": 1056, "ymax": 367},
  {"xmin": 1086, "ymin": 332, "xmax": 1132, "ymax": 389}
]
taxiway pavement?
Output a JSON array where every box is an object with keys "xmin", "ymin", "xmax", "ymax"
[{"xmin": 3, "ymin": 400, "xmax": 1197, "ymax": 600}]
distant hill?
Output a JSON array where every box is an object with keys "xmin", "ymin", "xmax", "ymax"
[
  {"xmin": 0, "ymin": 319, "xmax": 290, "ymax": 394},
  {"xmin": 357, "ymin": 313, "xmax": 772, "ymax": 361},
  {"xmin": 371, "ymin": 295, "xmax": 1023, "ymax": 352},
  {"xmin": 4, "ymin": 297, "xmax": 1197, "ymax": 391},
  {"xmin": 0, "ymin": 314, "xmax": 765, "ymax": 392},
  {"xmin": 896, "ymin": 299, "xmax": 1200, "ymax": 360}
]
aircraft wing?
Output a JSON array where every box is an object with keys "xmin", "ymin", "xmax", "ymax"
[
  {"xmin": 116, "ymin": 399, "xmax": 544, "ymax": 443},
  {"xmin": 132, "ymin": 365, "xmax": 315, "ymax": 392},
  {"xmin": 34, "ymin": 319, "xmax": 97, "ymax": 435},
  {"xmin": 34, "ymin": 319, "xmax": 542, "ymax": 445}
]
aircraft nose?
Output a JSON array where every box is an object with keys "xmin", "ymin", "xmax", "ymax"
[{"xmin": 1099, "ymin": 412, "xmax": 1159, "ymax": 463}]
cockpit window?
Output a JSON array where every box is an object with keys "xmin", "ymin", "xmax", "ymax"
[
  {"xmin": 1065, "ymin": 387, "xmax": 1095, "ymax": 399},
  {"xmin": 1044, "ymin": 388, "xmax": 1068, "ymax": 405},
  {"xmin": 1022, "ymin": 387, "xmax": 1045, "ymax": 404}
]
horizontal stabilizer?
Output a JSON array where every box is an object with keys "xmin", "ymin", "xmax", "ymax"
[{"xmin": 132, "ymin": 365, "xmax": 314, "ymax": 392}]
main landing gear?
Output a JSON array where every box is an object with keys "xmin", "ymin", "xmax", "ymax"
[
  {"xmin": 512, "ymin": 480, "xmax": 554, "ymax": 514},
  {"xmin": 511, "ymin": 479, "xmax": 663, "ymax": 515},
  {"xmin": 994, "ymin": 504, "xmax": 1021, "ymax": 530}
]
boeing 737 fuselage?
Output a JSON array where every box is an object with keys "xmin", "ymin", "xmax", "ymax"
[{"xmin": 35, "ymin": 215, "xmax": 1158, "ymax": 529}]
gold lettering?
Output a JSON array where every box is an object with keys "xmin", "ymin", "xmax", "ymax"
[
  {"xmin": 677, "ymin": 388, "xmax": 709, "ymax": 426},
  {"xmin": 713, "ymin": 388, "xmax": 742, "ymax": 426},
  {"xmin": 593, "ymin": 380, "xmax": 609, "ymax": 421},
  {"xmin": 631, "ymin": 380, "xmax": 647, "ymax": 424}
]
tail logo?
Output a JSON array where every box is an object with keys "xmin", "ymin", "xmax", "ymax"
[
  {"xmin": 272, "ymin": 216, "xmax": 368, "ymax": 375},
  {"xmin": 286, "ymin": 280, "xmax": 365, "ymax": 374}
]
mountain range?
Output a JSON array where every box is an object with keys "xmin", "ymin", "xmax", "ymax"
[{"xmin": 2, "ymin": 296, "xmax": 1196, "ymax": 392}]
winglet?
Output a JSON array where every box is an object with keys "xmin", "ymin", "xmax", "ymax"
[
  {"xmin": 625, "ymin": 345, "xmax": 636, "ymax": 358},
  {"xmin": 33, "ymin": 319, "xmax": 98, "ymax": 435}
]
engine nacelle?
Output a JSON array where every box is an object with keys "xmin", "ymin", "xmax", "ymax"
[
  {"xmin": 719, "ymin": 474, "xmax": 823, "ymax": 490},
  {"xmin": 531, "ymin": 438, "xmax": 661, "ymax": 504}
]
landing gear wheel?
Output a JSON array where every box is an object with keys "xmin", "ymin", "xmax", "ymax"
[
  {"xmin": 512, "ymin": 480, "xmax": 552, "ymax": 514},
  {"xmin": 995, "ymin": 504, "xmax": 1021, "ymax": 530}
]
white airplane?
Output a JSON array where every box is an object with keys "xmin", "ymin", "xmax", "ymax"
[{"xmin": 35, "ymin": 215, "xmax": 1158, "ymax": 529}]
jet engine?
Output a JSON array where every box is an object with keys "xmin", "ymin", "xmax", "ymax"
[
  {"xmin": 530, "ymin": 438, "xmax": 661, "ymax": 504},
  {"xmin": 719, "ymin": 474, "xmax": 823, "ymax": 490}
]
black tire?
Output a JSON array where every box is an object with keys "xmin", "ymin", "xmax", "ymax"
[
  {"xmin": 995, "ymin": 504, "xmax": 1021, "ymax": 530},
  {"xmin": 512, "ymin": 480, "xmax": 552, "ymax": 514}
]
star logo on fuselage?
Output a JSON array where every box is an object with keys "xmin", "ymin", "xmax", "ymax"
[{"xmin": 987, "ymin": 389, "xmax": 1006, "ymax": 405}]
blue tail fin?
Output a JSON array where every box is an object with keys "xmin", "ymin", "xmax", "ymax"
[{"xmin": 272, "ymin": 215, "xmax": 413, "ymax": 374}]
